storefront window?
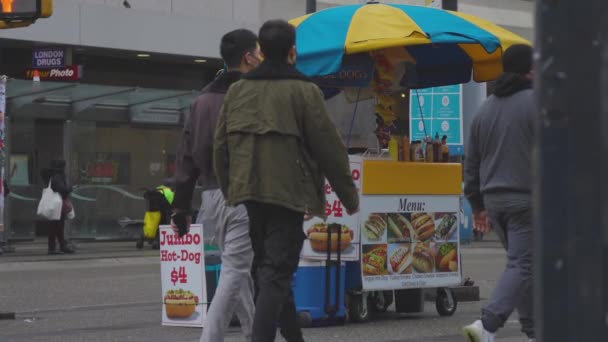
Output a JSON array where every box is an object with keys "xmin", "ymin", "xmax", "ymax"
[
  {"xmin": 5, "ymin": 80, "xmax": 202, "ymax": 241},
  {"xmin": 8, "ymin": 118, "xmax": 64, "ymax": 240},
  {"xmin": 69, "ymin": 121, "xmax": 180, "ymax": 239}
]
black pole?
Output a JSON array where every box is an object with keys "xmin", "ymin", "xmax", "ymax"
[
  {"xmin": 535, "ymin": 0, "xmax": 608, "ymax": 341},
  {"xmin": 442, "ymin": 0, "xmax": 457, "ymax": 11},
  {"xmin": 306, "ymin": 0, "xmax": 316, "ymax": 14}
]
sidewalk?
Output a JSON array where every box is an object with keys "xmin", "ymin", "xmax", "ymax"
[{"xmin": 0, "ymin": 239, "xmax": 160, "ymax": 263}]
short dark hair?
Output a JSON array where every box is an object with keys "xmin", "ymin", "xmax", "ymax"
[
  {"xmin": 220, "ymin": 29, "xmax": 258, "ymax": 68},
  {"xmin": 502, "ymin": 44, "xmax": 533, "ymax": 74},
  {"xmin": 258, "ymin": 20, "xmax": 296, "ymax": 62}
]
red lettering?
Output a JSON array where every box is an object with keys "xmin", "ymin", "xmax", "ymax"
[
  {"xmin": 178, "ymin": 267, "xmax": 187, "ymax": 284},
  {"xmin": 325, "ymin": 183, "xmax": 332, "ymax": 195},
  {"xmin": 352, "ymin": 169, "xmax": 361, "ymax": 181},
  {"xmin": 332, "ymin": 200, "xmax": 343, "ymax": 218},
  {"xmin": 325, "ymin": 201, "xmax": 332, "ymax": 217},
  {"xmin": 160, "ymin": 231, "xmax": 201, "ymax": 246}
]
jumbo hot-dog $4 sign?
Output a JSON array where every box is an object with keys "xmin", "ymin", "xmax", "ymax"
[{"xmin": 159, "ymin": 225, "xmax": 207, "ymax": 327}]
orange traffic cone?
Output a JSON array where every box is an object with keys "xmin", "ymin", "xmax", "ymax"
[{"xmin": 33, "ymin": 70, "xmax": 40, "ymax": 82}]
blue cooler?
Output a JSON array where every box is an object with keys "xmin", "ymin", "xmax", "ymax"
[{"xmin": 292, "ymin": 259, "xmax": 346, "ymax": 326}]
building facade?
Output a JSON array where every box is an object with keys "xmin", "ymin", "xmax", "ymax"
[{"xmin": 0, "ymin": 0, "xmax": 534, "ymax": 241}]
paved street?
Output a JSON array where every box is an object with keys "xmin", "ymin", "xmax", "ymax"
[{"xmin": 0, "ymin": 238, "xmax": 531, "ymax": 342}]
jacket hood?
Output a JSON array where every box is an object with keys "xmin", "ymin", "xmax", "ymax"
[
  {"xmin": 204, "ymin": 70, "xmax": 242, "ymax": 94},
  {"xmin": 243, "ymin": 60, "xmax": 313, "ymax": 82},
  {"xmin": 493, "ymin": 72, "xmax": 532, "ymax": 97}
]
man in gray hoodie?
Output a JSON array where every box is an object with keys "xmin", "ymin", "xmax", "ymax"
[
  {"xmin": 173, "ymin": 29, "xmax": 262, "ymax": 342},
  {"xmin": 462, "ymin": 44, "xmax": 536, "ymax": 342}
]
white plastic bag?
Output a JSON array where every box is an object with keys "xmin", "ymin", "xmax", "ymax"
[
  {"xmin": 67, "ymin": 208, "xmax": 75, "ymax": 220},
  {"xmin": 37, "ymin": 183, "xmax": 63, "ymax": 220}
]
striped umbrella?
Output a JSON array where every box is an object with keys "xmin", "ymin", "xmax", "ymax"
[{"xmin": 290, "ymin": 2, "xmax": 530, "ymax": 88}]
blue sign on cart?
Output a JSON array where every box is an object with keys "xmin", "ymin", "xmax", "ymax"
[{"xmin": 409, "ymin": 85, "xmax": 463, "ymax": 146}]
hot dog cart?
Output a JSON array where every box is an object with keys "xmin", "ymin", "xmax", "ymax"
[
  {"xmin": 289, "ymin": 1, "xmax": 529, "ymax": 326},
  {"xmin": 297, "ymin": 155, "xmax": 462, "ymax": 325}
]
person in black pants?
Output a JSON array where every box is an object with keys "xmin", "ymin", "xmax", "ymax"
[
  {"xmin": 213, "ymin": 20, "xmax": 359, "ymax": 342},
  {"xmin": 41, "ymin": 160, "xmax": 74, "ymax": 255}
]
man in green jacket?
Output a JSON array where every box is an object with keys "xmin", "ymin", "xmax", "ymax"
[{"xmin": 214, "ymin": 20, "xmax": 359, "ymax": 342}]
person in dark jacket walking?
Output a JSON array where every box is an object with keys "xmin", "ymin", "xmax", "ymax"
[
  {"xmin": 173, "ymin": 29, "xmax": 261, "ymax": 342},
  {"xmin": 463, "ymin": 44, "xmax": 535, "ymax": 342},
  {"xmin": 41, "ymin": 160, "xmax": 74, "ymax": 255},
  {"xmin": 214, "ymin": 20, "xmax": 359, "ymax": 342}
]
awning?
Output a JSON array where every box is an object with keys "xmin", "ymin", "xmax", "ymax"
[{"xmin": 4, "ymin": 79, "xmax": 199, "ymax": 125}]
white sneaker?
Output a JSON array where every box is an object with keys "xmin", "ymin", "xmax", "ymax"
[{"xmin": 462, "ymin": 320, "xmax": 496, "ymax": 342}]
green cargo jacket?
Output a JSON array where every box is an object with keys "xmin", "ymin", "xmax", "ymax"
[{"xmin": 213, "ymin": 61, "xmax": 359, "ymax": 218}]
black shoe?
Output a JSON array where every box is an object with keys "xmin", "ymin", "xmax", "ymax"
[{"xmin": 48, "ymin": 249, "xmax": 64, "ymax": 255}]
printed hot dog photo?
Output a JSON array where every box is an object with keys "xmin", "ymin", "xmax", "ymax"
[
  {"xmin": 387, "ymin": 213, "xmax": 413, "ymax": 243},
  {"xmin": 411, "ymin": 212, "xmax": 436, "ymax": 242},
  {"xmin": 164, "ymin": 289, "xmax": 199, "ymax": 319},
  {"xmin": 411, "ymin": 242, "xmax": 435, "ymax": 274},
  {"xmin": 362, "ymin": 244, "xmax": 388, "ymax": 276},
  {"xmin": 306, "ymin": 222, "xmax": 354, "ymax": 253},
  {"xmin": 435, "ymin": 243, "xmax": 459, "ymax": 273},
  {"xmin": 388, "ymin": 243, "xmax": 413, "ymax": 274},
  {"xmin": 364, "ymin": 213, "xmax": 387, "ymax": 242}
]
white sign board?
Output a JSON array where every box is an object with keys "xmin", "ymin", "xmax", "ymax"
[
  {"xmin": 360, "ymin": 195, "xmax": 461, "ymax": 290},
  {"xmin": 160, "ymin": 225, "xmax": 207, "ymax": 327},
  {"xmin": 301, "ymin": 155, "xmax": 362, "ymax": 261}
]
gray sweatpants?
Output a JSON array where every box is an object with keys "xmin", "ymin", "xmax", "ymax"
[
  {"xmin": 482, "ymin": 193, "xmax": 534, "ymax": 339},
  {"xmin": 199, "ymin": 189, "xmax": 255, "ymax": 342}
]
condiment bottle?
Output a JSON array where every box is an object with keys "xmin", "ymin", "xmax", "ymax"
[
  {"xmin": 402, "ymin": 135, "xmax": 411, "ymax": 162},
  {"xmin": 425, "ymin": 136, "xmax": 434, "ymax": 163},
  {"xmin": 388, "ymin": 136, "xmax": 399, "ymax": 161},
  {"xmin": 433, "ymin": 132, "xmax": 441, "ymax": 162},
  {"xmin": 441, "ymin": 135, "xmax": 450, "ymax": 163}
]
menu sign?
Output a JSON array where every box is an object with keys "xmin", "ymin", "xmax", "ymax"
[
  {"xmin": 301, "ymin": 155, "xmax": 362, "ymax": 261},
  {"xmin": 160, "ymin": 225, "xmax": 207, "ymax": 327},
  {"xmin": 360, "ymin": 195, "xmax": 461, "ymax": 290}
]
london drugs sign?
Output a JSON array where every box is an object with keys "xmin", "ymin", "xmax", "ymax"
[{"xmin": 32, "ymin": 48, "xmax": 65, "ymax": 68}]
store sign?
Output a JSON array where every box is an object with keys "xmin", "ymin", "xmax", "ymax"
[
  {"xmin": 160, "ymin": 225, "xmax": 208, "ymax": 327},
  {"xmin": 409, "ymin": 84, "xmax": 463, "ymax": 145},
  {"xmin": 24, "ymin": 66, "xmax": 81, "ymax": 81},
  {"xmin": 32, "ymin": 48, "xmax": 66, "ymax": 68},
  {"xmin": 360, "ymin": 195, "xmax": 461, "ymax": 291},
  {"xmin": 312, "ymin": 53, "xmax": 374, "ymax": 88},
  {"xmin": 301, "ymin": 155, "xmax": 362, "ymax": 261}
]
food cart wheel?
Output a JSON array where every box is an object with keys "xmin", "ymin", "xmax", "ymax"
[
  {"xmin": 297, "ymin": 311, "xmax": 313, "ymax": 328},
  {"xmin": 348, "ymin": 293, "xmax": 370, "ymax": 323},
  {"xmin": 435, "ymin": 288, "xmax": 457, "ymax": 316},
  {"xmin": 370, "ymin": 291, "xmax": 394, "ymax": 313}
]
